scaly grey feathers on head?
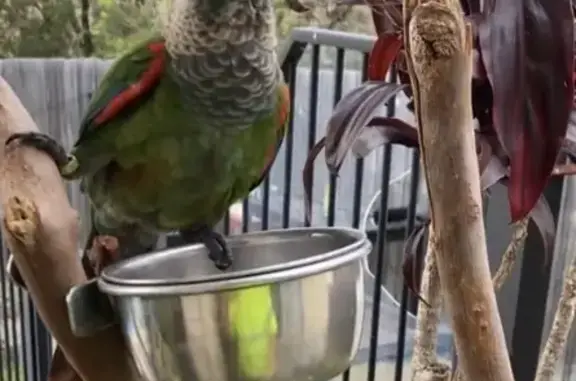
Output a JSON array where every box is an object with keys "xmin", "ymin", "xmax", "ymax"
[{"xmin": 164, "ymin": 0, "xmax": 281, "ymax": 129}]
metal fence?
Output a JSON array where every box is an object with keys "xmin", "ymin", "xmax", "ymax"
[{"xmin": 0, "ymin": 27, "xmax": 573, "ymax": 381}]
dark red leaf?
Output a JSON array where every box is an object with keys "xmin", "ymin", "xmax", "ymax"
[
  {"xmin": 350, "ymin": 117, "xmax": 419, "ymax": 157},
  {"xmin": 477, "ymin": 0, "xmax": 574, "ymax": 222},
  {"xmin": 484, "ymin": 175, "xmax": 556, "ymax": 263},
  {"xmin": 475, "ymin": 132, "xmax": 494, "ymax": 174},
  {"xmin": 325, "ymin": 82, "xmax": 406, "ymax": 173},
  {"xmin": 303, "ymin": 83, "xmax": 405, "ymax": 222},
  {"xmin": 480, "ymin": 154, "xmax": 507, "ymax": 191},
  {"xmin": 402, "ymin": 221, "xmax": 431, "ymax": 307},
  {"xmin": 368, "ymin": 33, "xmax": 403, "ymax": 81},
  {"xmin": 563, "ymin": 111, "xmax": 576, "ymax": 161},
  {"xmin": 303, "ymin": 137, "xmax": 326, "ymax": 223}
]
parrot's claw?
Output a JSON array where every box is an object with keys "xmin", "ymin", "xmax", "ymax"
[
  {"xmin": 206, "ymin": 231, "xmax": 233, "ymax": 270},
  {"xmin": 180, "ymin": 227, "xmax": 233, "ymax": 270},
  {"xmin": 6, "ymin": 132, "xmax": 72, "ymax": 170}
]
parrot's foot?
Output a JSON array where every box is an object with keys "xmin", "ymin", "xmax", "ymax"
[
  {"xmin": 5, "ymin": 132, "xmax": 75, "ymax": 172},
  {"xmin": 180, "ymin": 227, "xmax": 233, "ymax": 270},
  {"xmin": 83, "ymin": 235, "xmax": 121, "ymax": 278}
]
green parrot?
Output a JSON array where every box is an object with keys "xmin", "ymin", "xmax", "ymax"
[{"xmin": 6, "ymin": 0, "xmax": 291, "ymax": 273}]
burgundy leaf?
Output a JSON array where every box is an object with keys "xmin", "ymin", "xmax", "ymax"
[
  {"xmin": 487, "ymin": 177, "xmax": 556, "ymax": 262},
  {"xmin": 563, "ymin": 110, "xmax": 576, "ymax": 161},
  {"xmin": 475, "ymin": 132, "xmax": 494, "ymax": 174},
  {"xmin": 402, "ymin": 221, "xmax": 431, "ymax": 307},
  {"xmin": 368, "ymin": 33, "xmax": 403, "ymax": 81},
  {"xmin": 303, "ymin": 137, "xmax": 326, "ymax": 223},
  {"xmin": 480, "ymin": 155, "xmax": 508, "ymax": 191},
  {"xmin": 350, "ymin": 117, "xmax": 419, "ymax": 157},
  {"xmin": 477, "ymin": 0, "xmax": 574, "ymax": 222},
  {"xmin": 325, "ymin": 82, "xmax": 406, "ymax": 173},
  {"xmin": 552, "ymin": 162, "xmax": 576, "ymax": 176}
]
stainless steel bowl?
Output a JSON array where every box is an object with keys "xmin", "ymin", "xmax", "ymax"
[{"xmin": 96, "ymin": 227, "xmax": 371, "ymax": 381}]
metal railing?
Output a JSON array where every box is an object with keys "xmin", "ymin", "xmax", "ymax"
[{"xmin": 0, "ymin": 27, "xmax": 566, "ymax": 381}]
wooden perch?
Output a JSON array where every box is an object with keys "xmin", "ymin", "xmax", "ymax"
[
  {"xmin": 403, "ymin": 0, "xmax": 514, "ymax": 380},
  {"xmin": 0, "ymin": 77, "xmax": 138, "ymax": 381}
]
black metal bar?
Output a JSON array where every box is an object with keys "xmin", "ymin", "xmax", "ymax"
[
  {"xmin": 282, "ymin": 60, "xmax": 296, "ymax": 229},
  {"xmin": 280, "ymin": 41, "xmax": 308, "ymax": 70},
  {"xmin": 351, "ymin": 159, "xmax": 365, "ymax": 229},
  {"xmin": 341, "ymin": 51, "xmax": 368, "ymax": 381},
  {"xmin": 241, "ymin": 198, "xmax": 250, "ymax": 233},
  {"xmin": 304, "ymin": 44, "xmax": 320, "ymax": 227},
  {"xmin": 328, "ymin": 48, "xmax": 345, "ymax": 228},
  {"xmin": 407, "ymin": 156, "xmax": 424, "ymax": 315},
  {"xmin": 350, "ymin": 53, "xmax": 369, "ymax": 230},
  {"xmin": 0, "ymin": 288, "xmax": 4, "ymax": 381},
  {"xmin": 9, "ymin": 281, "xmax": 20, "ymax": 380},
  {"xmin": 223, "ymin": 211, "xmax": 230, "ymax": 236},
  {"xmin": 510, "ymin": 176, "xmax": 564, "ymax": 380},
  {"xmin": 367, "ymin": 145, "xmax": 394, "ymax": 381},
  {"xmin": 33, "ymin": 313, "xmax": 50, "ymax": 381},
  {"xmin": 1, "ymin": 247, "xmax": 13, "ymax": 381},
  {"xmin": 26, "ymin": 298, "xmax": 39, "ymax": 381},
  {"xmin": 262, "ymin": 176, "xmax": 270, "ymax": 231},
  {"xmin": 393, "ymin": 150, "xmax": 421, "ymax": 381},
  {"xmin": 18, "ymin": 288, "xmax": 27, "ymax": 381}
]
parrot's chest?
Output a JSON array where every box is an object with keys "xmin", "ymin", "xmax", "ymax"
[{"xmin": 87, "ymin": 127, "xmax": 271, "ymax": 231}]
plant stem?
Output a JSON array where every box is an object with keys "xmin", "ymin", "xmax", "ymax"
[
  {"xmin": 492, "ymin": 218, "xmax": 529, "ymax": 291},
  {"xmin": 411, "ymin": 228, "xmax": 447, "ymax": 381}
]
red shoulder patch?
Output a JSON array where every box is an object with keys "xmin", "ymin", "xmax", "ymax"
[
  {"xmin": 250, "ymin": 84, "xmax": 291, "ymax": 192},
  {"xmin": 94, "ymin": 42, "xmax": 166, "ymax": 125},
  {"xmin": 263, "ymin": 83, "xmax": 290, "ymax": 170},
  {"xmin": 276, "ymin": 83, "xmax": 291, "ymax": 128}
]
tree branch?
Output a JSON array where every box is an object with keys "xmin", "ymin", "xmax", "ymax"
[
  {"xmin": 492, "ymin": 219, "xmax": 528, "ymax": 291},
  {"xmin": 403, "ymin": 0, "xmax": 514, "ymax": 379},
  {"xmin": 534, "ymin": 250, "xmax": 576, "ymax": 381},
  {"xmin": 410, "ymin": 228, "xmax": 450, "ymax": 381},
  {"xmin": 0, "ymin": 77, "xmax": 138, "ymax": 381}
]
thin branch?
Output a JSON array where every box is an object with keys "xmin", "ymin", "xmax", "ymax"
[
  {"xmin": 534, "ymin": 251, "xmax": 576, "ymax": 381},
  {"xmin": 492, "ymin": 218, "xmax": 529, "ymax": 291},
  {"xmin": 411, "ymin": 227, "xmax": 451, "ymax": 381},
  {"xmin": 410, "ymin": 228, "xmax": 442, "ymax": 371},
  {"xmin": 417, "ymin": 362, "xmax": 451, "ymax": 381}
]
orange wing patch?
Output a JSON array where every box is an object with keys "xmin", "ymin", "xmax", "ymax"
[
  {"xmin": 250, "ymin": 84, "xmax": 291, "ymax": 192},
  {"xmin": 276, "ymin": 82, "xmax": 291, "ymax": 129}
]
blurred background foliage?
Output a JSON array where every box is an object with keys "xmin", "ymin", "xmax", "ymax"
[{"xmin": 0, "ymin": 0, "xmax": 375, "ymax": 58}]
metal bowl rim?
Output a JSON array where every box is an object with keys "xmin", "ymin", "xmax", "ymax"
[
  {"xmin": 99, "ymin": 227, "xmax": 368, "ymax": 288},
  {"xmin": 97, "ymin": 233, "xmax": 371, "ymax": 296}
]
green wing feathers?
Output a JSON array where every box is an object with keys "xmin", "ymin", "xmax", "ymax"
[
  {"xmin": 247, "ymin": 82, "xmax": 291, "ymax": 193},
  {"xmin": 67, "ymin": 36, "xmax": 166, "ymax": 178},
  {"xmin": 77, "ymin": 36, "xmax": 165, "ymax": 144}
]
